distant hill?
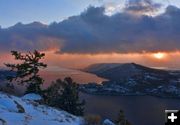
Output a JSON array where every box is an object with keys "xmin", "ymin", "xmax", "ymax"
[
  {"xmin": 0, "ymin": 70, "xmax": 15, "ymax": 81},
  {"xmin": 84, "ymin": 63, "xmax": 171, "ymax": 82},
  {"xmin": 81, "ymin": 63, "xmax": 180, "ymax": 98}
]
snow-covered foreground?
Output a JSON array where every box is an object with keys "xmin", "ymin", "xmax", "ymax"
[{"xmin": 0, "ymin": 92, "xmax": 83, "ymax": 125}]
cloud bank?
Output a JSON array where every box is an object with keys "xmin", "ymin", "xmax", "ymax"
[
  {"xmin": 124, "ymin": 0, "xmax": 162, "ymax": 15},
  {"xmin": 0, "ymin": 3, "xmax": 180, "ymax": 54}
]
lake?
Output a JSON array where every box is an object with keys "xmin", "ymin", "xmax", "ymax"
[
  {"xmin": 40, "ymin": 66, "xmax": 106, "ymax": 88},
  {"xmin": 80, "ymin": 93, "xmax": 180, "ymax": 125}
]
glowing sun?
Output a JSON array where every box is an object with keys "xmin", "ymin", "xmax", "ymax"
[{"xmin": 153, "ymin": 52, "xmax": 166, "ymax": 59}]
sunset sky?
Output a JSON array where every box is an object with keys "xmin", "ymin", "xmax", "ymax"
[{"xmin": 0, "ymin": 0, "xmax": 180, "ymax": 69}]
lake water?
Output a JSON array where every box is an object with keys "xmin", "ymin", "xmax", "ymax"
[
  {"xmin": 80, "ymin": 93, "xmax": 180, "ymax": 125},
  {"xmin": 40, "ymin": 66, "xmax": 106, "ymax": 88}
]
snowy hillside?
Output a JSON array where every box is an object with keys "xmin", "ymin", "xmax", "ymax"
[{"xmin": 0, "ymin": 92, "xmax": 83, "ymax": 125}]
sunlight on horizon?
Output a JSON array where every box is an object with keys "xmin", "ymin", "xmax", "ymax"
[{"xmin": 153, "ymin": 52, "xmax": 166, "ymax": 60}]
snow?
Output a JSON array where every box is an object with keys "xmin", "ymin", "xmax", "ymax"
[
  {"xmin": 126, "ymin": 78, "xmax": 137, "ymax": 86},
  {"xmin": 22, "ymin": 93, "xmax": 42, "ymax": 101},
  {"xmin": 0, "ymin": 95, "xmax": 19, "ymax": 112},
  {"xmin": 0, "ymin": 92, "xmax": 83, "ymax": 125},
  {"xmin": 103, "ymin": 119, "xmax": 115, "ymax": 125}
]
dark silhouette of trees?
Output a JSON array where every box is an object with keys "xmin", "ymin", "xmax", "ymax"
[
  {"xmin": 115, "ymin": 110, "xmax": 131, "ymax": 125},
  {"xmin": 44, "ymin": 77, "xmax": 85, "ymax": 116},
  {"xmin": 5, "ymin": 50, "xmax": 47, "ymax": 94}
]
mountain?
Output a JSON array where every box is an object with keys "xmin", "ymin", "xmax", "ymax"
[
  {"xmin": 81, "ymin": 63, "xmax": 180, "ymax": 98},
  {"xmin": 0, "ymin": 92, "xmax": 83, "ymax": 125},
  {"xmin": 84, "ymin": 63, "xmax": 174, "ymax": 81},
  {"xmin": 0, "ymin": 70, "xmax": 15, "ymax": 81}
]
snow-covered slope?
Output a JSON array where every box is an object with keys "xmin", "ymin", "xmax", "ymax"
[
  {"xmin": 21, "ymin": 93, "xmax": 42, "ymax": 101},
  {"xmin": 0, "ymin": 92, "xmax": 83, "ymax": 125}
]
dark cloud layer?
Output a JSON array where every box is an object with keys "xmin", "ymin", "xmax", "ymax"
[
  {"xmin": 124, "ymin": 0, "xmax": 162, "ymax": 15},
  {"xmin": 0, "ymin": 4, "xmax": 180, "ymax": 54}
]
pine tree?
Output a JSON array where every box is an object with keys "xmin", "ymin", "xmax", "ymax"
[
  {"xmin": 44, "ymin": 77, "xmax": 85, "ymax": 116},
  {"xmin": 60, "ymin": 77, "xmax": 85, "ymax": 116},
  {"xmin": 116, "ymin": 110, "xmax": 131, "ymax": 125},
  {"xmin": 43, "ymin": 79, "xmax": 64, "ymax": 106},
  {"xmin": 5, "ymin": 50, "xmax": 47, "ymax": 94}
]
